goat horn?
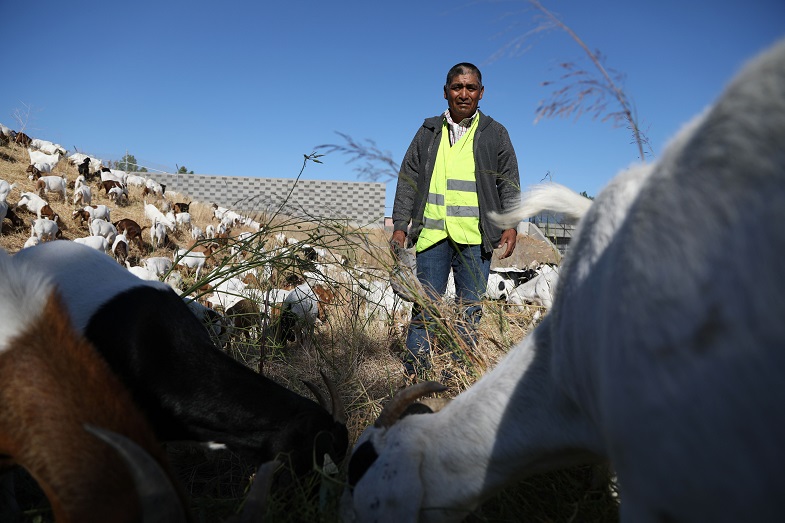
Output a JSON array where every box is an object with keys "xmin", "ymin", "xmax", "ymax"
[
  {"xmin": 230, "ymin": 460, "xmax": 281, "ymax": 523},
  {"xmin": 375, "ymin": 381, "xmax": 448, "ymax": 428},
  {"xmin": 84, "ymin": 424, "xmax": 187, "ymax": 523},
  {"xmin": 320, "ymin": 369, "xmax": 347, "ymax": 425},
  {"xmin": 302, "ymin": 379, "xmax": 329, "ymax": 411}
]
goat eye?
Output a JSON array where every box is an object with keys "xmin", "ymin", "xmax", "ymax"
[{"xmin": 347, "ymin": 441, "xmax": 378, "ymax": 488}]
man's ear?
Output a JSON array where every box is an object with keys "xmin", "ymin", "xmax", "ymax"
[{"xmin": 443, "ymin": 86, "xmax": 448, "ymax": 100}]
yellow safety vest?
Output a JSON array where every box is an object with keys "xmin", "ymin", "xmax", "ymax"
[{"xmin": 417, "ymin": 116, "xmax": 481, "ymax": 252}]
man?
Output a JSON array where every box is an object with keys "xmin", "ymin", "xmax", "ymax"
[{"xmin": 390, "ymin": 62, "xmax": 521, "ymax": 377}]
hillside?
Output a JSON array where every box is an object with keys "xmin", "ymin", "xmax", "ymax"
[{"xmin": 0, "ymin": 137, "xmax": 617, "ymax": 522}]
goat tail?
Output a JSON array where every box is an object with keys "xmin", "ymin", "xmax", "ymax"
[{"xmin": 489, "ymin": 182, "xmax": 593, "ymax": 229}]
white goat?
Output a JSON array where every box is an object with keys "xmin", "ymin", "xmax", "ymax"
[
  {"xmin": 344, "ymin": 38, "xmax": 785, "ymax": 523},
  {"xmin": 142, "ymin": 257, "xmax": 173, "ymax": 278},
  {"xmin": 89, "ymin": 218, "xmax": 117, "ymax": 245},
  {"xmin": 35, "ymin": 175, "xmax": 67, "ymax": 201},
  {"xmin": 0, "ymin": 180, "xmax": 14, "ymax": 202},
  {"xmin": 72, "ymin": 185, "xmax": 92, "ymax": 206},
  {"xmin": 83, "ymin": 204, "xmax": 111, "ymax": 224},
  {"xmin": 175, "ymin": 212, "xmax": 192, "ymax": 231},
  {"xmin": 73, "ymin": 235, "xmax": 111, "ymax": 255},
  {"xmin": 15, "ymin": 192, "xmax": 49, "ymax": 219},
  {"xmin": 150, "ymin": 221, "xmax": 167, "ymax": 249},
  {"xmin": 506, "ymin": 264, "xmax": 560, "ymax": 309},
  {"xmin": 30, "ymin": 218, "xmax": 59, "ymax": 242},
  {"xmin": 174, "ymin": 247, "xmax": 211, "ymax": 278},
  {"xmin": 27, "ymin": 149, "xmax": 60, "ymax": 170}
]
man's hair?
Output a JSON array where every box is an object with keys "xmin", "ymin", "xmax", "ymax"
[{"xmin": 445, "ymin": 63, "xmax": 483, "ymax": 87}]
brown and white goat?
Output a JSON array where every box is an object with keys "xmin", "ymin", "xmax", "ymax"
[
  {"xmin": 0, "ymin": 248, "xmax": 187, "ymax": 522},
  {"xmin": 14, "ymin": 241, "xmax": 349, "ymax": 479}
]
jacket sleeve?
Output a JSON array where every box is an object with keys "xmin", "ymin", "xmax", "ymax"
[
  {"xmin": 495, "ymin": 124, "xmax": 521, "ymax": 213},
  {"xmin": 391, "ymin": 126, "xmax": 425, "ymax": 233}
]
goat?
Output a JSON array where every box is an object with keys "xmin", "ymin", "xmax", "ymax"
[
  {"xmin": 97, "ymin": 179, "xmax": 123, "ymax": 197},
  {"xmin": 78, "ymin": 157, "xmax": 91, "ymax": 177},
  {"xmin": 89, "ymin": 218, "xmax": 118, "ymax": 244},
  {"xmin": 0, "ymin": 180, "xmax": 15, "ymax": 202},
  {"xmin": 68, "ymin": 153, "xmax": 102, "ymax": 176},
  {"xmin": 14, "ymin": 241, "xmax": 350, "ymax": 478},
  {"xmin": 175, "ymin": 211, "xmax": 192, "ymax": 231},
  {"xmin": 108, "ymin": 185, "xmax": 129, "ymax": 204},
  {"xmin": 112, "ymin": 233, "xmax": 129, "ymax": 265},
  {"xmin": 27, "ymin": 148, "xmax": 60, "ymax": 171},
  {"xmin": 1, "ymin": 206, "xmax": 23, "ymax": 235},
  {"xmin": 73, "ymin": 235, "xmax": 111, "ymax": 255},
  {"xmin": 343, "ymin": 38, "xmax": 785, "ymax": 523},
  {"xmin": 507, "ymin": 264, "xmax": 560, "ymax": 309},
  {"xmin": 29, "ymin": 138, "xmax": 65, "ymax": 156},
  {"xmin": 142, "ymin": 256, "xmax": 173, "ymax": 278},
  {"xmin": 151, "ymin": 221, "xmax": 168, "ymax": 249},
  {"xmin": 173, "ymin": 202, "xmax": 190, "ymax": 214},
  {"xmin": 144, "ymin": 202, "xmax": 175, "ymax": 231},
  {"xmin": 14, "ymin": 132, "xmax": 32, "ymax": 147},
  {"xmin": 83, "ymin": 204, "xmax": 112, "ymax": 224},
  {"xmin": 15, "ymin": 191, "xmax": 49, "ymax": 219},
  {"xmin": 174, "ymin": 246, "xmax": 211, "ymax": 278},
  {"xmin": 114, "ymin": 218, "xmax": 147, "ymax": 252},
  {"xmin": 30, "ymin": 218, "xmax": 60, "ymax": 242},
  {"xmin": 35, "ymin": 175, "xmax": 67, "ymax": 201},
  {"xmin": 100, "ymin": 169, "xmax": 127, "ymax": 185},
  {"xmin": 0, "ymin": 247, "xmax": 188, "ymax": 522},
  {"xmin": 26, "ymin": 164, "xmax": 47, "ymax": 177},
  {"xmin": 72, "ymin": 184, "xmax": 92, "ymax": 206}
]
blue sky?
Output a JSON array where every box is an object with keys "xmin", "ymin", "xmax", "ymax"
[{"xmin": 2, "ymin": 1, "xmax": 783, "ymax": 216}]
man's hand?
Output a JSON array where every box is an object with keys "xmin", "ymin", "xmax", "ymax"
[
  {"xmin": 497, "ymin": 228, "xmax": 517, "ymax": 259},
  {"xmin": 390, "ymin": 230, "xmax": 407, "ymax": 250}
]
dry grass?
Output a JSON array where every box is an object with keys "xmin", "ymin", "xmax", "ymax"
[{"xmin": 0, "ymin": 140, "xmax": 618, "ymax": 521}]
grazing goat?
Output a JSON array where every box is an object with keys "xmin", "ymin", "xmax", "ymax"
[
  {"xmin": 344, "ymin": 38, "xmax": 785, "ymax": 523},
  {"xmin": 0, "ymin": 248, "xmax": 188, "ymax": 522},
  {"xmin": 151, "ymin": 221, "xmax": 168, "ymax": 249},
  {"xmin": 142, "ymin": 256, "xmax": 173, "ymax": 278},
  {"xmin": 114, "ymin": 218, "xmax": 147, "ymax": 252},
  {"xmin": 507, "ymin": 264, "xmax": 560, "ymax": 309},
  {"xmin": 15, "ymin": 191, "xmax": 49, "ymax": 219},
  {"xmin": 29, "ymin": 138, "xmax": 65, "ymax": 156},
  {"xmin": 72, "ymin": 184, "xmax": 92, "ymax": 206},
  {"xmin": 108, "ymin": 185, "xmax": 128, "ymax": 204},
  {"xmin": 112, "ymin": 233, "xmax": 129, "ymax": 265},
  {"xmin": 14, "ymin": 132, "xmax": 31, "ymax": 147},
  {"xmin": 27, "ymin": 149, "xmax": 60, "ymax": 171},
  {"xmin": 73, "ymin": 235, "xmax": 111, "ymax": 255},
  {"xmin": 14, "ymin": 241, "xmax": 349, "ymax": 477},
  {"xmin": 34, "ymin": 175, "xmax": 67, "ymax": 201},
  {"xmin": 30, "ymin": 218, "xmax": 60, "ymax": 242},
  {"xmin": 89, "ymin": 218, "xmax": 118, "ymax": 244},
  {"xmin": 174, "ymin": 246, "xmax": 211, "ymax": 278},
  {"xmin": 97, "ymin": 179, "xmax": 123, "ymax": 197}
]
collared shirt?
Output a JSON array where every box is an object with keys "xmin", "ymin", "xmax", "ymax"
[{"xmin": 443, "ymin": 109, "xmax": 478, "ymax": 146}]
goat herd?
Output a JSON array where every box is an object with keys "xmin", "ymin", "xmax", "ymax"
[{"xmin": 1, "ymin": 39, "xmax": 784, "ymax": 522}]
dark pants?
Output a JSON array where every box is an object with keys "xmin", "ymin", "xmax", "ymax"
[{"xmin": 403, "ymin": 238, "xmax": 491, "ymax": 374}]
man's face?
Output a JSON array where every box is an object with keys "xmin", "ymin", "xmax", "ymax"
[{"xmin": 444, "ymin": 73, "xmax": 484, "ymax": 122}]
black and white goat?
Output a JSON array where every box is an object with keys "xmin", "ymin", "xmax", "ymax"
[
  {"xmin": 0, "ymin": 247, "xmax": 187, "ymax": 522},
  {"xmin": 344, "ymin": 39, "xmax": 785, "ymax": 522},
  {"xmin": 13, "ymin": 241, "xmax": 349, "ymax": 477}
]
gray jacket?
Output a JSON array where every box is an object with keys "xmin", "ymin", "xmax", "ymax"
[{"xmin": 392, "ymin": 111, "xmax": 521, "ymax": 254}]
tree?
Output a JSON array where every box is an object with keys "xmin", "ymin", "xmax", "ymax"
[
  {"xmin": 115, "ymin": 154, "xmax": 139, "ymax": 172},
  {"xmin": 177, "ymin": 166, "xmax": 194, "ymax": 174},
  {"xmin": 579, "ymin": 191, "xmax": 594, "ymax": 200}
]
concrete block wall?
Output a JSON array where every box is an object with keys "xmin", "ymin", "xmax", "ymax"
[{"xmin": 143, "ymin": 172, "xmax": 386, "ymax": 225}]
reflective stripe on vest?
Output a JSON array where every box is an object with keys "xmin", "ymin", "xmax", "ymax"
[{"xmin": 417, "ymin": 116, "xmax": 481, "ymax": 252}]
